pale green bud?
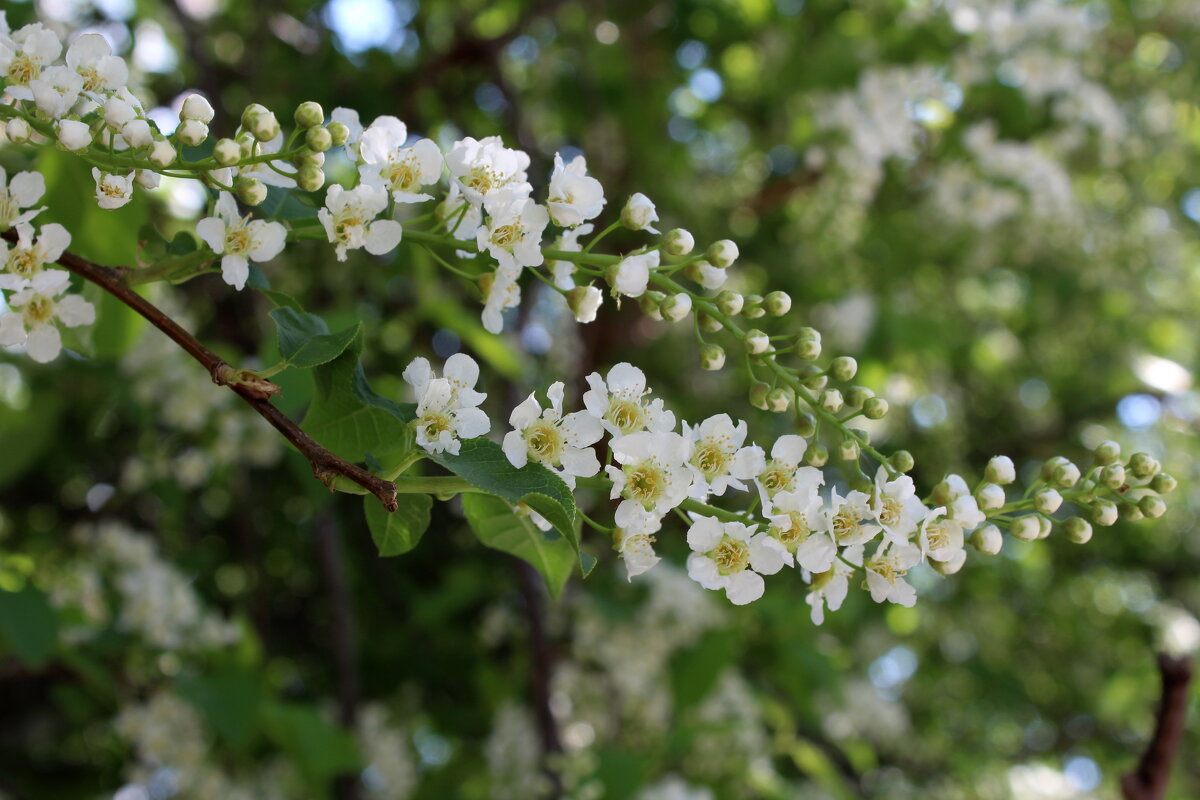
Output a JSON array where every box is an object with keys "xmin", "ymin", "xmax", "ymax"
[
  {"xmin": 807, "ymin": 444, "xmax": 829, "ymax": 467},
  {"xmin": 845, "ymin": 386, "xmax": 874, "ymax": 408},
  {"xmin": 235, "ymin": 177, "xmax": 267, "ymax": 206},
  {"xmin": 891, "ymin": 450, "xmax": 915, "ymax": 473},
  {"xmin": 294, "ymin": 101, "xmax": 325, "ymax": 129},
  {"xmin": 1051, "ymin": 461, "xmax": 1081, "ymax": 489},
  {"xmin": 863, "ymin": 396, "xmax": 889, "ymax": 420},
  {"xmin": 1034, "ymin": 488, "xmax": 1063, "ymax": 514},
  {"xmin": 149, "ymin": 139, "xmax": 177, "ymax": 168},
  {"xmin": 1064, "ymin": 517, "xmax": 1093, "ymax": 544},
  {"xmin": 749, "ymin": 381, "xmax": 771, "ymax": 410},
  {"xmin": 241, "ymin": 102, "xmax": 269, "ymax": 130},
  {"xmin": 305, "ymin": 125, "xmax": 332, "ymax": 153},
  {"xmin": 820, "ymin": 389, "xmax": 843, "ymax": 414},
  {"xmin": 328, "ymin": 121, "xmax": 350, "ymax": 147},
  {"xmin": 829, "ymin": 356, "xmax": 857, "ymax": 382},
  {"xmin": 6, "ymin": 118, "xmax": 30, "ymax": 143},
  {"xmin": 742, "ymin": 293, "xmax": 765, "ymax": 318},
  {"xmin": 175, "ymin": 119, "xmax": 208, "ymax": 147},
  {"xmin": 250, "ymin": 110, "xmax": 280, "ymax": 142},
  {"xmin": 839, "ymin": 438, "xmax": 860, "ymax": 461},
  {"xmin": 972, "ymin": 524, "xmax": 1003, "ymax": 555},
  {"xmin": 1041, "ymin": 456, "xmax": 1068, "ymax": 482},
  {"xmin": 745, "ymin": 329, "xmax": 770, "ymax": 354},
  {"xmin": 767, "ymin": 388, "xmax": 792, "ymax": 413},
  {"xmin": 698, "ymin": 311, "xmax": 723, "ymax": 332},
  {"xmin": 660, "ymin": 292, "xmax": 692, "ymax": 322},
  {"xmin": 638, "ymin": 291, "xmax": 665, "ymax": 321},
  {"xmin": 213, "ymin": 137, "xmax": 241, "ymax": 166},
  {"xmin": 763, "ymin": 290, "xmax": 792, "ymax": 316},
  {"xmin": 663, "ymin": 228, "xmax": 694, "ymax": 257},
  {"xmin": 706, "ymin": 239, "xmax": 739, "ymax": 268},
  {"xmin": 180, "ymin": 94, "xmax": 215, "ymax": 123},
  {"xmin": 1121, "ymin": 502, "xmax": 1144, "ymax": 522},
  {"xmin": 1037, "ymin": 515, "xmax": 1053, "ymax": 539},
  {"xmin": 975, "ymin": 483, "xmax": 1005, "ymax": 510},
  {"xmin": 795, "ymin": 412, "xmax": 817, "ymax": 438},
  {"xmin": 1011, "ymin": 516, "xmax": 1040, "ymax": 542},
  {"xmin": 1100, "ymin": 464, "xmax": 1126, "ymax": 490},
  {"xmin": 985, "ymin": 455, "xmax": 1016, "ymax": 485},
  {"xmin": 1138, "ymin": 494, "xmax": 1166, "ymax": 519},
  {"xmin": 1092, "ymin": 499, "xmax": 1119, "ymax": 526},
  {"xmin": 1093, "ymin": 440, "xmax": 1121, "ymax": 466},
  {"xmin": 795, "ymin": 337, "xmax": 822, "ymax": 361},
  {"xmin": 714, "ymin": 290, "xmax": 744, "ymax": 316},
  {"xmin": 700, "ymin": 343, "xmax": 726, "ymax": 371},
  {"xmin": 805, "ymin": 374, "xmax": 828, "ymax": 392},
  {"xmin": 296, "ymin": 164, "xmax": 325, "ymax": 192},
  {"xmin": 1150, "ymin": 473, "xmax": 1177, "ymax": 494},
  {"xmin": 1128, "ymin": 452, "xmax": 1160, "ymax": 479}
]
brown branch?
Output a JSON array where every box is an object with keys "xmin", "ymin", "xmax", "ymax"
[
  {"xmin": 1120, "ymin": 652, "xmax": 1194, "ymax": 800},
  {"xmin": 2, "ymin": 229, "xmax": 398, "ymax": 511}
]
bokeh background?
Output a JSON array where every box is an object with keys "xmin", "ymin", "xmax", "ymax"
[{"xmin": 0, "ymin": 0, "xmax": 1198, "ymax": 798}]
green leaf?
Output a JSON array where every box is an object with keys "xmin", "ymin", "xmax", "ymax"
[
  {"xmin": 0, "ymin": 585, "xmax": 59, "ymax": 669},
  {"xmin": 462, "ymin": 494, "xmax": 576, "ymax": 598},
  {"xmin": 269, "ymin": 308, "xmax": 360, "ymax": 370},
  {"xmin": 256, "ymin": 287, "xmax": 303, "ymax": 310},
  {"xmin": 176, "ymin": 663, "xmax": 264, "ymax": 751},
  {"xmin": 364, "ymin": 493, "xmax": 432, "ymax": 556},
  {"xmin": 260, "ymin": 701, "xmax": 360, "ymax": 782},
  {"xmin": 302, "ymin": 328, "xmax": 415, "ymax": 475},
  {"xmin": 260, "ymin": 186, "xmax": 321, "ymax": 221}
]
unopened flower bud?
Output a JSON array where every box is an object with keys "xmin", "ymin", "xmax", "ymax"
[
  {"xmin": 839, "ymin": 437, "xmax": 859, "ymax": 461},
  {"xmin": 181, "ymin": 93, "xmax": 215, "ymax": 123},
  {"xmin": 975, "ymin": 483, "xmax": 1005, "ymax": 510},
  {"xmin": 699, "ymin": 343, "xmax": 725, "ymax": 371},
  {"xmin": 1034, "ymin": 488, "xmax": 1063, "ymax": 514},
  {"xmin": 123, "ymin": 119, "xmax": 153, "ymax": 148},
  {"xmin": 932, "ymin": 550, "xmax": 967, "ymax": 576},
  {"xmin": 1150, "ymin": 473, "xmax": 1177, "ymax": 494},
  {"xmin": 763, "ymin": 290, "xmax": 791, "ymax": 316},
  {"xmin": 706, "ymin": 239, "xmax": 738, "ymax": 268},
  {"xmin": 214, "ymin": 137, "xmax": 241, "ymax": 166},
  {"xmin": 805, "ymin": 374, "xmax": 828, "ymax": 392},
  {"xmin": 1100, "ymin": 464, "xmax": 1126, "ymax": 490},
  {"xmin": 698, "ymin": 312, "xmax": 723, "ymax": 333},
  {"xmin": 1093, "ymin": 440, "xmax": 1121, "ymax": 465},
  {"xmin": 807, "ymin": 444, "xmax": 829, "ymax": 467},
  {"xmin": 1037, "ymin": 515, "xmax": 1052, "ymax": 539},
  {"xmin": 306, "ymin": 125, "xmax": 332, "ymax": 153},
  {"xmin": 1121, "ymin": 502, "xmax": 1144, "ymax": 522},
  {"xmin": 749, "ymin": 381, "xmax": 771, "ymax": 410},
  {"xmin": 663, "ymin": 228, "xmax": 694, "ymax": 257},
  {"xmin": 863, "ymin": 396, "xmax": 889, "ymax": 420},
  {"xmin": 829, "ymin": 356, "xmax": 857, "ymax": 382},
  {"xmin": 621, "ymin": 192, "xmax": 659, "ymax": 232},
  {"xmin": 795, "ymin": 412, "xmax": 817, "ymax": 438},
  {"xmin": 241, "ymin": 103, "xmax": 268, "ymax": 130},
  {"xmin": 176, "ymin": 119, "xmax": 208, "ymax": 147},
  {"xmin": 296, "ymin": 164, "xmax": 325, "ymax": 192},
  {"xmin": 294, "ymin": 101, "xmax": 325, "ymax": 129},
  {"xmin": 845, "ymin": 386, "xmax": 874, "ymax": 408},
  {"xmin": 56, "ymin": 119, "xmax": 91, "ymax": 151},
  {"xmin": 1040, "ymin": 456, "xmax": 1068, "ymax": 482},
  {"xmin": 820, "ymin": 389, "xmax": 843, "ymax": 414},
  {"xmin": 149, "ymin": 139, "xmax": 177, "ymax": 168},
  {"xmin": 638, "ymin": 290, "xmax": 665, "ymax": 321},
  {"xmin": 1138, "ymin": 494, "xmax": 1166, "ymax": 519},
  {"xmin": 742, "ymin": 293, "xmax": 765, "ymax": 318},
  {"xmin": 236, "ymin": 177, "xmax": 267, "ymax": 206},
  {"xmin": 6, "ymin": 118, "xmax": 31, "ymax": 143},
  {"xmin": 567, "ymin": 285, "xmax": 603, "ymax": 323},
  {"xmin": 1051, "ymin": 461, "xmax": 1081, "ymax": 488},
  {"xmin": 972, "ymin": 524, "xmax": 1003, "ymax": 555},
  {"xmin": 1128, "ymin": 452, "xmax": 1160, "ymax": 479},
  {"xmin": 715, "ymin": 290, "xmax": 744, "ymax": 316},
  {"xmin": 328, "ymin": 121, "xmax": 350, "ymax": 147},
  {"xmin": 767, "ymin": 388, "xmax": 792, "ymax": 413},
  {"xmin": 745, "ymin": 329, "xmax": 770, "ymax": 354},
  {"xmin": 660, "ymin": 292, "xmax": 692, "ymax": 322},
  {"xmin": 1064, "ymin": 517, "xmax": 1092, "ymax": 544},
  {"xmin": 250, "ymin": 110, "xmax": 280, "ymax": 142},
  {"xmin": 1011, "ymin": 516, "xmax": 1040, "ymax": 541},
  {"xmin": 1092, "ymin": 499, "xmax": 1119, "ymax": 526},
  {"xmin": 985, "ymin": 455, "xmax": 1016, "ymax": 485},
  {"xmin": 891, "ymin": 450, "xmax": 915, "ymax": 473},
  {"xmin": 135, "ymin": 170, "xmax": 159, "ymax": 190}
]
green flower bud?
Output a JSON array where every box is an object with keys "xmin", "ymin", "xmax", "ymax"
[
  {"xmin": 763, "ymin": 290, "xmax": 792, "ymax": 316},
  {"xmin": 638, "ymin": 290, "xmax": 665, "ymax": 321},
  {"xmin": 975, "ymin": 483, "xmax": 1005, "ymax": 510},
  {"xmin": 251, "ymin": 111, "xmax": 280, "ymax": 142},
  {"xmin": 1150, "ymin": 473, "xmax": 1177, "ymax": 494},
  {"xmin": 863, "ymin": 397, "xmax": 889, "ymax": 420},
  {"xmin": 849, "ymin": 427, "xmax": 870, "ymax": 445},
  {"xmin": 1100, "ymin": 463, "xmax": 1126, "ymax": 490},
  {"xmin": 1011, "ymin": 516, "xmax": 1040, "ymax": 542},
  {"xmin": 294, "ymin": 150, "xmax": 325, "ymax": 168},
  {"xmin": 663, "ymin": 228, "xmax": 695, "ymax": 257},
  {"xmin": 749, "ymin": 381, "xmax": 771, "ymax": 410},
  {"xmin": 845, "ymin": 386, "xmax": 874, "ymax": 408},
  {"xmin": 1041, "ymin": 456, "xmax": 1068, "ymax": 482},
  {"xmin": 1034, "ymin": 488, "xmax": 1063, "ymax": 514},
  {"xmin": 820, "ymin": 389, "xmax": 843, "ymax": 414},
  {"xmin": 972, "ymin": 524, "xmax": 1003, "ymax": 555},
  {"xmin": 742, "ymin": 294, "xmax": 765, "ymax": 319},
  {"xmin": 805, "ymin": 374, "xmax": 828, "ymax": 392},
  {"xmin": 839, "ymin": 437, "xmax": 860, "ymax": 461},
  {"xmin": 706, "ymin": 239, "xmax": 739, "ymax": 268},
  {"xmin": 296, "ymin": 164, "xmax": 325, "ymax": 192},
  {"xmin": 698, "ymin": 311, "xmax": 723, "ymax": 332},
  {"xmin": 1064, "ymin": 517, "xmax": 1093, "ymax": 544},
  {"xmin": 1051, "ymin": 461, "xmax": 1081, "ymax": 489},
  {"xmin": 235, "ymin": 177, "xmax": 267, "ymax": 206},
  {"xmin": 1092, "ymin": 498, "xmax": 1118, "ymax": 526},
  {"xmin": 714, "ymin": 290, "xmax": 744, "ymax": 316},
  {"xmin": 175, "ymin": 119, "xmax": 208, "ymax": 147},
  {"xmin": 1138, "ymin": 494, "xmax": 1166, "ymax": 519},
  {"xmin": 806, "ymin": 443, "xmax": 829, "ymax": 467},
  {"xmin": 149, "ymin": 139, "xmax": 177, "ymax": 168},
  {"xmin": 700, "ymin": 343, "xmax": 726, "ymax": 371},
  {"xmin": 767, "ymin": 387, "xmax": 792, "ymax": 413},
  {"xmin": 660, "ymin": 292, "xmax": 692, "ymax": 322},
  {"xmin": 294, "ymin": 101, "xmax": 325, "ymax": 129},
  {"xmin": 1093, "ymin": 440, "xmax": 1121, "ymax": 466},
  {"xmin": 1120, "ymin": 502, "xmax": 1143, "ymax": 522},
  {"xmin": 241, "ymin": 103, "xmax": 268, "ymax": 130},
  {"xmin": 305, "ymin": 125, "xmax": 333, "ymax": 153},
  {"xmin": 794, "ymin": 412, "xmax": 817, "ymax": 438},
  {"xmin": 328, "ymin": 121, "xmax": 350, "ymax": 147},
  {"xmin": 891, "ymin": 450, "xmax": 915, "ymax": 473},
  {"xmin": 985, "ymin": 455, "xmax": 1016, "ymax": 485},
  {"xmin": 213, "ymin": 137, "xmax": 241, "ymax": 166},
  {"xmin": 829, "ymin": 356, "xmax": 857, "ymax": 382},
  {"xmin": 1037, "ymin": 515, "xmax": 1053, "ymax": 539},
  {"xmin": 795, "ymin": 336, "xmax": 822, "ymax": 361},
  {"xmin": 1128, "ymin": 452, "xmax": 1160, "ymax": 479},
  {"xmin": 745, "ymin": 329, "xmax": 770, "ymax": 354},
  {"xmin": 932, "ymin": 550, "xmax": 967, "ymax": 576}
]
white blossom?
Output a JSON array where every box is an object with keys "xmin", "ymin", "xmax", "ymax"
[
  {"xmin": 0, "ymin": 222, "xmax": 70, "ymax": 286},
  {"xmin": 65, "ymin": 32, "xmax": 128, "ymax": 95},
  {"xmin": 358, "ymin": 116, "xmax": 444, "ymax": 204},
  {"xmin": 318, "ymin": 183, "xmax": 403, "ymax": 262},
  {"xmin": 613, "ymin": 503, "xmax": 663, "ymax": 580},
  {"xmin": 607, "ymin": 250, "xmax": 658, "ymax": 298},
  {"xmin": 481, "ymin": 268, "xmax": 521, "ymax": 334},
  {"xmin": 195, "ymin": 192, "xmax": 287, "ymax": 290},
  {"xmin": 606, "ymin": 430, "xmax": 691, "ymax": 517},
  {"xmin": 567, "ymin": 284, "xmax": 603, "ymax": 323},
  {"xmin": 685, "ymin": 516, "xmax": 786, "ymax": 605},
  {"xmin": 29, "ymin": 65, "xmax": 82, "ymax": 119},
  {"xmin": 806, "ymin": 559, "xmax": 853, "ymax": 625},
  {"xmin": 502, "ymin": 381, "xmax": 603, "ymax": 488},
  {"xmin": 0, "ymin": 270, "xmax": 94, "ymax": 362},
  {"xmin": 0, "ymin": 168, "xmax": 46, "ymax": 229},
  {"xmin": 477, "ymin": 189, "xmax": 549, "ymax": 271},
  {"xmin": 918, "ymin": 506, "xmax": 967, "ymax": 563},
  {"xmin": 821, "ymin": 487, "xmax": 883, "ymax": 549},
  {"xmin": 860, "ymin": 540, "xmax": 922, "ymax": 606},
  {"xmin": 683, "ymin": 414, "xmax": 763, "ymax": 499},
  {"xmin": 871, "ymin": 467, "xmax": 927, "ymax": 544},
  {"xmin": 0, "ymin": 23, "xmax": 62, "ymax": 101},
  {"xmin": 767, "ymin": 485, "xmax": 834, "ymax": 572},
  {"xmin": 445, "ymin": 135, "xmax": 531, "ymax": 206},
  {"xmin": 403, "ymin": 354, "xmax": 490, "ymax": 455},
  {"xmin": 547, "ymin": 152, "xmax": 605, "ymax": 227},
  {"xmin": 754, "ymin": 435, "xmax": 821, "ymax": 513},
  {"xmin": 91, "ymin": 168, "xmax": 135, "ymax": 209},
  {"xmin": 583, "ymin": 362, "xmax": 675, "ymax": 437},
  {"xmin": 621, "ymin": 192, "xmax": 659, "ymax": 233}
]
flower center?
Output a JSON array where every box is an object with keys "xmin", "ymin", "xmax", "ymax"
[
  {"xmin": 869, "ymin": 554, "xmax": 908, "ymax": 584},
  {"xmin": 79, "ymin": 66, "xmax": 104, "ymax": 92},
  {"xmin": 490, "ymin": 220, "xmax": 522, "ymax": 249},
  {"xmin": 24, "ymin": 295, "xmax": 54, "ymax": 325},
  {"xmin": 387, "ymin": 159, "xmax": 418, "ymax": 192},
  {"xmin": 692, "ymin": 441, "xmax": 730, "ymax": 480},
  {"xmin": 8, "ymin": 54, "xmax": 39, "ymax": 86},
  {"xmin": 419, "ymin": 411, "xmax": 453, "ymax": 438},
  {"xmin": 7, "ymin": 247, "xmax": 40, "ymax": 278},
  {"xmin": 465, "ymin": 166, "xmax": 502, "ymax": 195},
  {"xmin": 624, "ymin": 460, "xmax": 666, "ymax": 506},
  {"xmin": 0, "ymin": 193, "xmax": 17, "ymax": 227},
  {"xmin": 925, "ymin": 520, "xmax": 952, "ymax": 550},
  {"xmin": 879, "ymin": 497, "xmax": 902, "ymax": 527},
  {"xmin": 524, "ymin": 420, "xmax": 564, "ymax": 465},
  {"xmin": 710, "ymin": 536, "xmax": 750, "ymax": 575},
  {"xmin": 224, "ymin": 225, "xmax": 251, "ymax": 255},
  {"xmin": 758, "ymin": 461, "xmax": 795, "ymax": 497},
  {"xmin": 832, "ymin": 504, "xmax": 869, "ymax": 543},
  {"xmin": 810, "ymin": 567, "xmax": 836, "ymax": 591},
  {"xmin": 100, "ymin": 180, "xmax": 126, "ymax": 199},
  {"xmin": 334, "ymin": 214, "xmax": 365, "ymax": 245},
  {"xmin": 771, "ymin": 512, "xmax": 811, "ymax": 552},
  {"xmin": 605, "ymin": 398, "xmax": 645, "ymax": 435}
]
